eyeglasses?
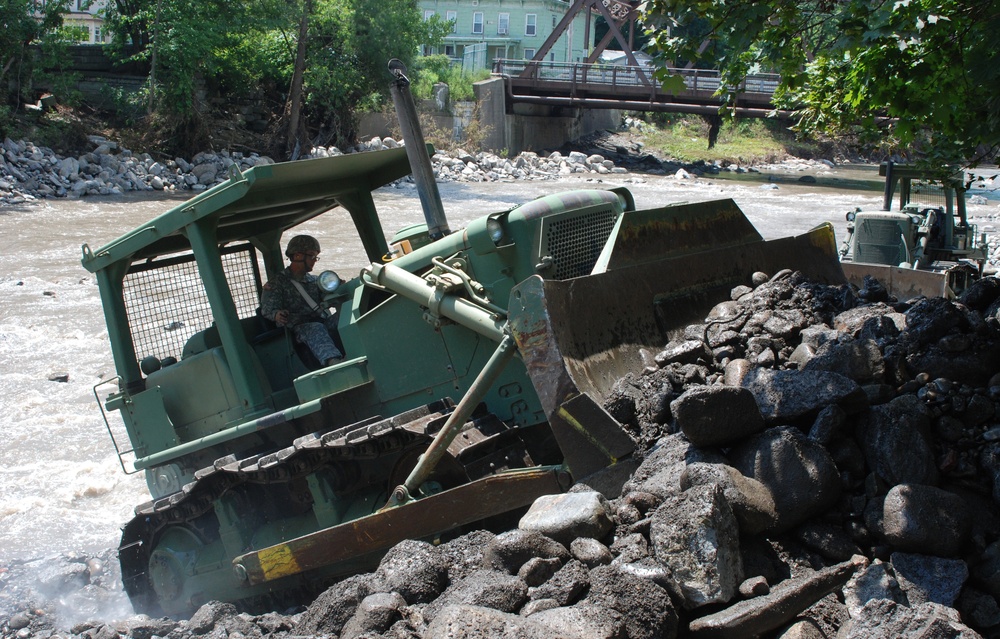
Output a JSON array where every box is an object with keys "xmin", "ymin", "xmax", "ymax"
[{"xmin": 302, "ymin": 252, "xmax": 320, "ymax": 261}]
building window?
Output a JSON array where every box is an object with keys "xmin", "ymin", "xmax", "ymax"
[
  {"xmin": 524, "ymin": 48, "xmax": 536, "ymax": 60},
  {"xmin": 423, "ymin": 9, "xmax": 435, "ymax": 20},
  {"xmin": 497, "ymin": 13, "xmax": 509, "ymax": 35},
  {"xmin": 525, "ymin": 14, "xmax": 537, "ymax": 37},
  {"xmin": 552, "ymin": 14, "xmax": 557, "ymax": 28},
  {"xmin": 447, "ymin": 10, "xmax": 457, "ymax": 33},
  {"xmin": 445, "ymin": 44, "xmax": 456, "ymax": 57},
  {"xmin": 472, "ymin": 12, "xmax": 484, "ymax": 34}
]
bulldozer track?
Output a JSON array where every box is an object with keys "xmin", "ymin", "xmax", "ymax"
[{"xmin": 118, "ymin": 400, "xmax": 531, "ymax": 615}]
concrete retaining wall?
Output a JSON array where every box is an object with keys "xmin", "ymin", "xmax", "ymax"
[{"xmin": 361, "ymin": 76, "xmax": 617, "ymax": 155}]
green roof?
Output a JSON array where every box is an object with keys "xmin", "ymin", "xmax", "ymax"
[{"xmin": 82, "ymin": 147, "xmax": 416, "ymax": 273}]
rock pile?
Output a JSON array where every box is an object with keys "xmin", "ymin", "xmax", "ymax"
[
  {"xmin": 0, "ymin": 136, "xmax": 635, "ymax": 205},
  {"xmin": 6, "ymin": 272, "xmax": 1000, "ymax": 638}
]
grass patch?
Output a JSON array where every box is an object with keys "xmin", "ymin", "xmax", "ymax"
[{"xmin": 636, "ymin": 114, "xmax": 823, "ymax": 165}]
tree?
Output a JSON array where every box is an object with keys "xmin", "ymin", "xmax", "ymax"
[
  {"xmin": 0, "ymin": 0, "xmax": 71, "ymax": 107},
  {"xmin": 641, "ymin": 0, "xmax": 1000, "ymax": 167}
]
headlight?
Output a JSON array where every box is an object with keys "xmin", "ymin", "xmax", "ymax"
[
  {"xmin": 486, "ymin": 217, "xmax": 505, "ymax": 244},
  {"xmin": 318, "ymin": 270, "xmax": 343, "ymax": 293}
]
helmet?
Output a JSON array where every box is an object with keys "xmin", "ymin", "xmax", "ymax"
[{"xmin": 285, "ymin": 235, "xmax": 320, "ymax": 258}]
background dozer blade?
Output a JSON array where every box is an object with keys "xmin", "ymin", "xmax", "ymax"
[
  {"xmin": 840, "ymin": 261, "xmax": 960, "ymax": 300},
  {"xmin": 509, "ymin": 211, "xmax": 845, "ymax": 479}
]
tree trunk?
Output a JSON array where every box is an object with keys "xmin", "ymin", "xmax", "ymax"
[{"xmin": 285, "ymin": 0, "xmax": 311, "ymax": 159}]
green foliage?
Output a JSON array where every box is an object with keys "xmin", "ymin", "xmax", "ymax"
[
  {"xmin": 639, "ymin": 114, "xmax": 793, "ymax": 164},
  {"xmin": 34, "ymin": 30, "xmax": 83, "ymax": 106},
  {"xmin": 411, "ymin": 55, "xmax": 490, "ymax": 102},
  {"xmin": 641, "ymin": 0, "xmax": 1000, "ymax": 167},
  {"xmin": 0, "ymin": 0, "xmax": 71, "ymax": 106}
]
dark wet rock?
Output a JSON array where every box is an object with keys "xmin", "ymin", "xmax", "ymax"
[
  {"xmin": 791, "ymin": 521, "xmax": 863, "ymax": 563},
  {"xmin": 679, "ymin": 462, "xmax": 778, "ymax": 535},
  {"xmin": 649, "ymin": 483, "xmax": 742, "ymax": 609},
  {"xmin": 903, "ymin": 297, "xmax": 973, "ymax": 346},
  {"xmin": 518, "ymin": 557, "xmax": 562, "ymax": 587},
  {"xmin": 729, "ymin": 427, "xmax": 841, "ymax": 532},
  {"xmin": 297, "ymin": 573, "xmax": 373, "ymax": 635},
  {"xmin": 518, "ymin": 491, "xmax": 613, "ymax": 546},
  {"xmin": 881, "ymin": 484, "xmax": 970, "ymax": 556},
  {"xmin": 961, "ymin": 277, "xmax": 1000, "ymax": 312},
  {"xmin": 890, "ymin": 552, "xmax": 968, "ymax": 607},
  {"xmin": 622, "ymin": 433, "xmax": 727, "ymax": 501},
  {"xmin": 957, "ymin": 587, "xmax": 1000, "ymax": 631},
  {"xmin": 528, "ymin": 559, "xmax": 589, "ymax": 605},
  {"xmin": 374, "ymin": 539, "xmax": 449, "ymax": 604},
  {"xmin": 974, "ymin": 540, "xmax": 1000, "ymax": 601},
  {"xmin": 832, "ymin": 302, "xmax": 897, "ymax": 335},
  {"xmin": 340, "ymin": 591, "xmax": 407, "ymax": 639},
  {"xmin": 801, "ymin": 337, "xmax": 884, "ymax": 384},
  {"xmin": 585, "ymin": 564, "xmax": 678, "ymax": 639},
  {"xmin": 570, "ymin": 538, "xmax": 613, "ymax": 569},
  {"xmin": 807, "ymin": 404, "xmax": 848, "ymax": 445},
  {"xmin": 686, "ymin": 555, "xmax": 867, "ymax": 639},
  {"xmin": 856, "ymin": 394, "xmax": 939, "ymax": 487},
  {"xmin": 423, "ymin": 569, "xmax": 527, "ymax": 623},
  {"xmin": 484, "ymin": 529, "xmax": 570, "ymax": 574},
  {"xmin": 838, "ymin": 598, "xmax": 983, "ymax": 638},
  {"xmin": 739, "ymin": 367, "xmax": 867, "ymax": 423},
  {"xmin": 670, "ymin": 385, "xmax": 765, "ymax": 448}
]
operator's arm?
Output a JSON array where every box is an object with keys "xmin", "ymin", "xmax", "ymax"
[{"xmin": 260, "ymin": 279, "xmax": 290, "ymax": 326}]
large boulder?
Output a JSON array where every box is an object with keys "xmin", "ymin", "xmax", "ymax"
[
  {"xmin": 738, "ymin": 367, "xmax": 867, "ymax": 423},
  {"xmin": 856, "ymin": 394, "xmax": 939, "ymax": 487},
  {"xmin": 485, "ymin": 529, "xmax": 570, "ymax": 574},
  {"xmin": 519, "ymin": 492, "xmax": 614, "ymax": 546},
  {"xmin": 729, "ymin": 427, "xmax": 841, "ymax": 532},
  {"xmin": 670, "ymin": 385, "xmax": 765, "ymax": 448},
  {"xmin": 622, "ymin": 434, "xmax": 727, "ymax": 502},
  {"xmin": 880, "ymin": 484, "xmax": 970, "ymax": 557},
  {"xmin": 839, "ymin": 599, "xmax": 983, "ymax": 639},
  {"xmin": 680, "ymin": 462, "xmax": 778, "ymax": 535},
  {"xmin": 649, "ymin": 483, "xmax": 743, "ymax": 609},
  {"xmin": 585, "ymin": 564, "xmax": 679, "ymax": 639},
  {"xmin": 891, "ymin": 552, "xmax": 968, "ymax": 607},
  {"xmin": 373, "ymin": 539, "xmax": 449, "ymax": 604}
]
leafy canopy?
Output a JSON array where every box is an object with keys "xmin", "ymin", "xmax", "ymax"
[
  {"xmin": 0, "ymin": 0, "xmax": 71, "ymax": 105},
  {"xmin": 641, "ymin": 0, "xmax": 1000, "ymax": 167}
]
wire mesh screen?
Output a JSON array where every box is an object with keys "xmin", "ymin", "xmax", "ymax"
[
  {"xmin": 123, "ymin": 244, "xmax": 262, "ymax": 362},
  {"xmin": 544, "ymin": 208, "xmax": 617, "ymax": 279}
]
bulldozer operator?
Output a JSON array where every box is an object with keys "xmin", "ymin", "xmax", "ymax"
[{"xmin": 260, "ymin": 234, "xmax": 344, "ymax": 367}]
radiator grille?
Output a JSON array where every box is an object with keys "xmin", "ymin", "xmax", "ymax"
[
  {"xmin": 123, "ymin": 244, "xmax": 262, "ymax": 361},
  {"xmin": 855, "ymin": 218, "xmax": 909, "ymax": 265},
  {"xmin": 544, "ymin": 208, "xmax": 617, "ymax": 279}
]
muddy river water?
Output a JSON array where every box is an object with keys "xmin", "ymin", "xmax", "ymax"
[{"xmin": 1, "ymin": 162, "xmax": 998, "ymax": 568}]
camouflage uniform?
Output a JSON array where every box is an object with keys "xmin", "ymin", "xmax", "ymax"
[{"xmin": 261, "ymin": 267, "xmax": 343, "ymax": 363}]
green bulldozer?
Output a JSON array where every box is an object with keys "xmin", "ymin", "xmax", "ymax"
[
  {"xmin": 839, "ymin": 161, "xmax": 989, "ymax": 299},
  {"xmin": 81, "ymin": 63, "xmax": 845, "ymax": 616}
]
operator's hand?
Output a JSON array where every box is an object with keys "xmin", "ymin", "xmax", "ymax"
[{"xmin": 274, "ymin": 310, "xmax": 290, "ymax": 326}]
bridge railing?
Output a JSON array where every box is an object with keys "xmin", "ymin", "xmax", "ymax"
[{"xmin": 493, "ymin": 59, "xmax": 779, "ymax": 97}]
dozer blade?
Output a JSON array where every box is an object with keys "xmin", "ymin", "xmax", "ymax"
[
  {"xmin": 509, "ymin": 200, "xmax": 845, "ymax": 479},
  {"xmin": 840, "ymin": 261, "xmax": 968, "ymax": 300},
  {"xmin": 232, "ymin": 466, "xmax": 568, "ymax": 586}
]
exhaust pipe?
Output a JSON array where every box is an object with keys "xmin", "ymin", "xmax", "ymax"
[{"xmin": 388, "ymin": 58, "xmax": 451, "ymax": 240}]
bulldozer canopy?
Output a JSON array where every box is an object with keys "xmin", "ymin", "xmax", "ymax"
[{"xmin": 81, "ymin": 148, "xmax": 419, "ymax": 273}]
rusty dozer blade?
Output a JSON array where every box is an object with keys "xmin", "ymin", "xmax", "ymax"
[
  {"xmin": 233, "ymin": 465, "xmax": 568, "ymax": 586},
  {"xmin": 509, "ymin": 199, "xmax": 846, "ymax": 479}
]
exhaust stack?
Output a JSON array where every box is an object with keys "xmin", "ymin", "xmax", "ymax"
[{"xmin": 388, "ymin": 58, "xmax": 450, "ymax": 240}]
